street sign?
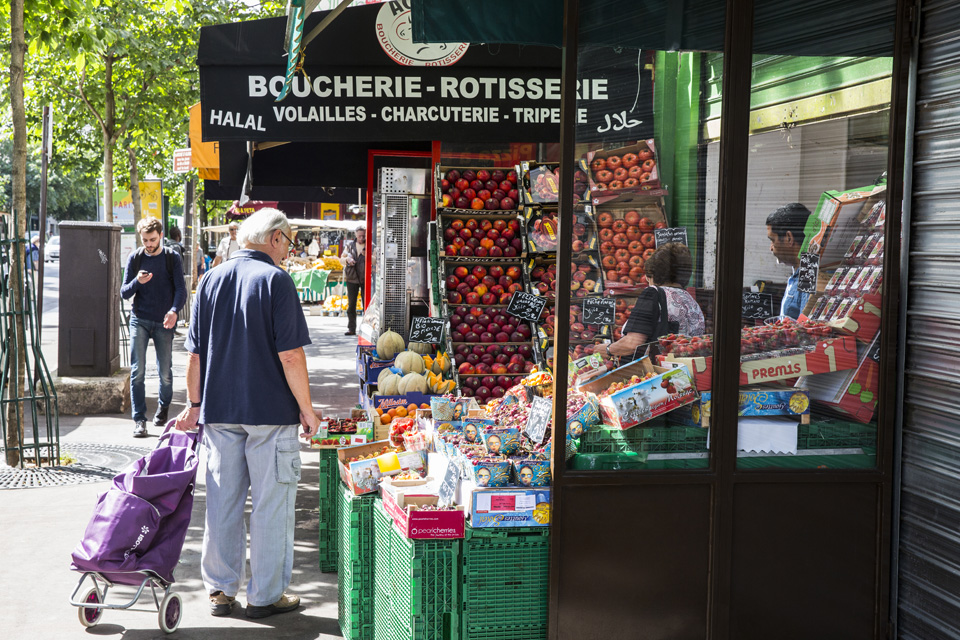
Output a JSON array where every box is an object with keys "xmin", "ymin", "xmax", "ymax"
[{"xmin": 172, "ymin": 148, "xmax": 192, "ymax": 174}]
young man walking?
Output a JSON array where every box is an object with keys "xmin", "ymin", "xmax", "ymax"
[
  {"xmin": 175, "ymin": 208, "xmax": 319, "ymax": 618},
  {"xmin": 120, "ymin": 217, "xmax": 187, "ymax": 437}
]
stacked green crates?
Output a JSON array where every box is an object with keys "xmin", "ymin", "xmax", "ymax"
[
  {"xmin": 389, "ymin": 520, "xmax": 461, "ymax": 640},
  {"xmin": 338, "ymin": 484, "xmax": 377, "ymax": 640},
  {"xmin": 318, "ymin": 448, "xmax": 340, "ymax": 572},
  {"xmin": 578, "ymin": 421, "xmax": 707, "ymax": 455},
  {"xmin": 796, "ymin": 420, "xmax": 877, "ymax": 450},
  {"xmin": 373, "ymin": 500, "xmax": 393, "ymax": 640},
  {"xmin": 460, "ymin": 526, "xmax": 550, "ymax": 640}
]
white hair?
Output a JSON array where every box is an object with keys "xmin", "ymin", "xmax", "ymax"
[{"xmin": 238, "ymin": 208, "xmax": 290, "ymax": 247}]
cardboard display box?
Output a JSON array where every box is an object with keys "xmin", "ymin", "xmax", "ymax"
[
  {"xmin": 464, "ymin": 483, "xmax": 552, "ymax": 528},
  {"xmin": 577, "ymin": 357, "xmax": 697, "ymax": 430},
  {"xmin": 827, "ymin": 292, "xmax": 882, "ymax": 344},
  {"xmin": 662, "ymin": 335, "xmax": 858, "ymax": 391},
  {"xmin": 698, "ymin": 386, "xmax": 811, "ymax": 427},
  {"xmin": 585, "ymin": 140, "xmax": 665, "ymax": 200},
  {"xmin": 380, "ymin": 481, "xmax": 465, "ymax": 539},
  {"xmin": 336, "ymin": 441, "xmax": 425, "ymax": 496},
  {"xmin": 362, "ymin": 385, "xmax": 436, "ymax": 413},
  {"xmin": 435, "ymin": 165, "xmax": 523, "ymax": 212},
  {"xmin": 357, "ymin": 345, "xmax": 396, "ymax": 385}
]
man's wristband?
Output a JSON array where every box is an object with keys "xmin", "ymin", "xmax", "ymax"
[{"xmin": 189, "ymin": 401, "xmax": 202, "ymax": 408}]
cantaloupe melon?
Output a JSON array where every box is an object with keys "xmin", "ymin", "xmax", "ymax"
[
  {"xmin": 379, "ymin": 373, "xmax": 402, "ymax": 396},
  {"xmin": 376, "ymin": 329, "xmax": 405, "ymax": 360},
  {"xmin": 377, "ymin": 366, "xmax": 395, "ymax": 387},
  {"xmin": 398, "ymin": 372, "xmax": 428, "ymax": 395},
  {"xmin": 408, "ymin": 341, "xmax": 432, "ymax": 355},
  {"xmin": 395, "ymin": 351, "xmax": 425, "ymax": 375}
]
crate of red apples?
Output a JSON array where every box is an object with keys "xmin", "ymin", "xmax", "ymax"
[
  {"xmin": 597, "ymin": 209, "xmax": 665, "ymax": 287},
  {"xmin": 452, "ymin": 343, "xmax": 538, "ymax": 402},
  {"xmin": 448, "ymin": 305, "xmax": 533, "ymax": 345},
  {"xmin": 443, "ymin": 263, "xmax": 524, "ymax": 306},
  {"xmin": 437, "ymin": 166, "xmax": 521, "ymax": 211},
  {"xmin": 440, "ymin": 214, "xmax": 524, "ymax": 259},
  {"xmin": 586, "ymin": 140, "xmax": 662, "ymax": 194}
]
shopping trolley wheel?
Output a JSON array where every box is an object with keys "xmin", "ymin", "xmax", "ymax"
[
  {"xmin": 159, "ymin": 592, "xmax": 182, "ymax": 634},
  {"xmin": 78, "ymin": 587, "xmax": 103, "ymax": 628}
]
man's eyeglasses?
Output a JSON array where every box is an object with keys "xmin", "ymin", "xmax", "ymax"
[{"xmin": 278, "ymin": 230, "xmax": 295, "ymax": 248}]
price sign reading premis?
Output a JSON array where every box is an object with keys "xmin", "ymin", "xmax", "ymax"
[
  {"xmin": 524, "ymin": 395, "xmax": 552, "ymax": 444},
  {"xmin": 506, "ymin": 291, "xmax": 548, "ymax": 323},
  {"xmin": 580, "ymin": 297, "xmax": 616, "ymax": 326},
  {"xmin": 408, "ymin": 316, "xmax": 446, "ymax": 344}
]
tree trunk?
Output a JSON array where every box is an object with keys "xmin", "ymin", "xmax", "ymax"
[
  {"xmin": 102, "ymin": 55, "xmax": 116, "ymax": 223},
  {"xmin": 6, "ymin": 0, "xmax": 27, "ymax": 466},
  {"xmin": 128, "ymin": 143, "xmax": 142, "ymax": 243}
]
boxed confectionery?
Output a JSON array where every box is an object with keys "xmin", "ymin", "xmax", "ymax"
[
  {"xmin": 577, "ymin": 357, "xmax": 697, "ymax": 429},
  {"xmin": 379, "ymin": 480, "xmax": 465, "ymax": 539},
  {"xmin": 697, "ymin": 386, "xmax": 811, "ymax": 427},
  {"xmin": 461, "ymin": 481, "xmax": 552, "ymax": 528}
]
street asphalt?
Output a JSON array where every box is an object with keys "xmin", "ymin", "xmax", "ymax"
[{"xmin": 0, "ymin": 261, "xmax": 356, "ymax": 639}]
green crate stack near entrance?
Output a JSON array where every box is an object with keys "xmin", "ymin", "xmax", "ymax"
[
  {"xmin": 460, "ymin": 526, "xmax": 550, "ymax": 640},
  {"xmin": 372, "ymin": 500, "xmax": 393, "ymax": 640},
  {"xmin": 389, "ymin": 518, "xmax": 461, "ymax": 640},
  {"xmin": 338, "ymin": 485, "xmax": 377, "ymax": 640},
  {"xmin": 318, "ymin": 448, "xmax": 340, "ymax": 572}
]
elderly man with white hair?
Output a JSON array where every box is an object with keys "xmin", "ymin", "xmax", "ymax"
[
  {"xmin": 211, "ymin": 221, "xmax": 240, "ymax": 267},
  {"xmin": 176, "ymin": 208, "xmax": 320, "ymax": 619}
]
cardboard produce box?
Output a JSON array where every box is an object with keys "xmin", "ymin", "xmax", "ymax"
[
  {"xmin": 357, "ymin": 345, "xmax": 396, "ymax": 384},
  {"xmin": 464, "ymin": 484, "xmax": 552, "ymax": 528},
  {"xmin": 380, "ymin": 484, "xmax": 465, "ymax": 539},
  {"xmin": 826, "ymin": 292, "xmax": 881, "ymax": 344},
  {"xmin": 697, "ymin": 386, "xmax": 811, "ymax": 427},
  {"xmin": 662, "ymin": 335, "xmax": 859, "ymax": 391},
  {"xmin": 585, "ymin": 140, "xmax": 664, "ymax": 198},
  {"xmin": 577, "ymin": 358, "xmax": 697, "ymax": 430},
  {"xmin": 337, "ymin": 441, "xmax": 426, "ymax": 496}
]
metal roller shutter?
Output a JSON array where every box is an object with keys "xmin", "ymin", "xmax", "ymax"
[{"xmin": 896, "ymin": 1, "xmax": 960, "ymax": 638}]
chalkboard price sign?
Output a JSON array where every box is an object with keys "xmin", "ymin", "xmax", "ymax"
[
  {"xmin": 742, "ymin": 292, "xmax": 775, "ymax": 320},
  {"xmin": 437, "ymin": 460, "xmax": 459, "ymax": 507},
  {"xmin": 654, "ymin": 227, "xmax": 688, "ymax": 248},
  {"xmin": 506, "ymin": 291, "xmax": 547, "ymax": 323},
  {"xmin": 525, "ymin": 395, "xmax": 553, "ymax": 444},
  {"xmin": 797, "ymin": 252, "xmax": 821, "ymax": 293},
  {"xmin": 408, "ymin": 316, "xmax": 446, "ymax": 344},
  {"xmin": 581, "ymin": 297, "xmax": 616, "ymax": 326}
]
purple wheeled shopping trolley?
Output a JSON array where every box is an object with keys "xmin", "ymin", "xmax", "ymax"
[{"xmin": 68, "ymin": 422, "xmax": 203, "ymax": 633}]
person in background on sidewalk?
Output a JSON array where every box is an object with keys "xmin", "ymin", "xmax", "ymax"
[
  {"xmin": 175, "ymin": 207, "xmax": 320, "ymax": 620},
  {"xmin": 342, "ymin": 228, "xmax": 365, "ymax": 336},
  {"xmin": 121, "ymin": 217, "xmax": 187, "ymax": 438},
  {"xmin": 165, "ymin": 226, "xmax": 186, "ymax": 267},
  {"xmin": 211, "ymin": 222, "xmax": 240, "ymax": 267}
]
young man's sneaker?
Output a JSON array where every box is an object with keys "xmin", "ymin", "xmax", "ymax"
[
  {"xmin": 133, "ymin": 420, "xmax": 148, "ymax": 438},
  {"xmin": 153, "ymin": 405, "xmax": 170, "ymax": 426},
  {"xmin": 209, "ymin": 591, "xmax": 237, "ymax": 617},
  {"xmin": 245, "ymin": 593, "xmax": 300, "ymax": 619}
]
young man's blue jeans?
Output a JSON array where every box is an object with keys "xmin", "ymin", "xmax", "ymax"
[{"xmin": 129, "ymin": 316, "xmax": 175, "ymax": 422}]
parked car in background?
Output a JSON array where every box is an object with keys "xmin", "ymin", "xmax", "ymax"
[{"xmin": 44, "ymin": 235, "xmax": 60, "ymax": 262}]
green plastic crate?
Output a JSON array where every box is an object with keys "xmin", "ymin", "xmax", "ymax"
[
  {"xmin": 578, "ymin": 421, "xmax": 707, "ymax": 455},
  {"xmin": 796, "ymin": 421, "xmax": 877, "ymax": 450},
  {"xmin": 338, "ymin": 484, "xmax": 376, "ymax": 640},
  {"xmin": 461, "ymin": 526, "xmax": 549, "ymax": 640},
  {"xmin": 389, "ymin": 520, "xmax": 461, "ymax": 640},
  {"xmin": 569, "ymin": 452, "xmax": 710, "ymax": 471},
  {"xmin": 318, "ymin": 448, "xmax": 340, "ymax": 572},
  {"xmin": 373, "ymin": 501, "xmax": 394, "ymax": 640}
]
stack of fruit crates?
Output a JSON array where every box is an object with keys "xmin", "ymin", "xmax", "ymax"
[
  {"xmin": 388, "ymin": 519, "xmax": 461, "ymax": 640},
  {"xmin": 338, "ymin": 484, "xmax": 377, "ymax": 640},
  {"xmin": 372, "ymin": 500, "xmax": 393, "ymax": 640},
  {"xmin": 318, "ymin": 448, "xmax": 340, "ymax": 572},
  {"xmin": 460, "ymin": 525, "xmax": 550, "ymax": 640}
]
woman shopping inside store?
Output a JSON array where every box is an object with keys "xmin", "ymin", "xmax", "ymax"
[{"xmin": 602, "ymin": 242, "xmax": 705, "ymax": 361}]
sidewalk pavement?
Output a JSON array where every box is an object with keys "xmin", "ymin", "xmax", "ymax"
[{"xmin": 0, "ymin": 310, "xmax": 359, "ymax": 639}]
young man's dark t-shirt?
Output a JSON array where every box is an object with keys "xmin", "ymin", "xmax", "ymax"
[{"xmin": 120, "ymin": 249, "xmax": 187, "ymax": 322}]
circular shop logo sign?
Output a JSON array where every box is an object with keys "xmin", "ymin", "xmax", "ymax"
[{"xmin": 376, "ymin": 2, "xmax": 469, "ymax": 67}]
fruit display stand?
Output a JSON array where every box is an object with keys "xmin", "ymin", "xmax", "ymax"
[{"xmin": 318, "ymin": 447, "xmax": 341, "ymax": 573}]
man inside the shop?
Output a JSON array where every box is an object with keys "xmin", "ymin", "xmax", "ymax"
[
  {"xmin": 175, "ymin": 208, "xmax": 320, "ymax": 619},
  {"xmin": 212, "ymin": 222, "xmax": 240, "ymax": 267},
  {"xmin": 766, "ymin": 202, "xmax": 813, "ymax": 319},
  {"xmin": 121, "ymin": 217, "xmax": 187, "ymax": 438}
]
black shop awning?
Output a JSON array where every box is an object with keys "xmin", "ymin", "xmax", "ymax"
[{"xmin": 411, "ymin": 0, "xmax": 897, "ymax": 58}]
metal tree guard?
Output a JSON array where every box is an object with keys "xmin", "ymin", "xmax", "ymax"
[{"xmin": 0, "ymin": 212, "xmax": 59, "ymax": 467}]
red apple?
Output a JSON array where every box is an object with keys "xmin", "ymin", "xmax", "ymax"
[
  {"xmin": 499, "ymin": 292, "xmax": 513, "ymax": 304},
  {"xmin": 478, "ymin": 189, "xmax": 492, "ymax": 202},
  {"xmin": 459, "ymin": 362, "xmax": 475, "ymax": 375},
  {"xmin": 472, "ymin": 266, "xmax": 488, "ymax": 278},
  {"xmin": 462, "ymin": 169, "xmax": 477, "ymax": 182},
  {"xmin": 462, "ymin": 189, "xmax": 476, "ymax": 201},
  {"xmin": 500, "ymin": 197, "xmax": 516, "ymax": 210},
  {"xmin": 448, "ymin": 291, "xmax": 462, "ymax": 304},
  {"xmin": 481, "ymin": 292, "xmax": 497, "ymax": 305}
]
